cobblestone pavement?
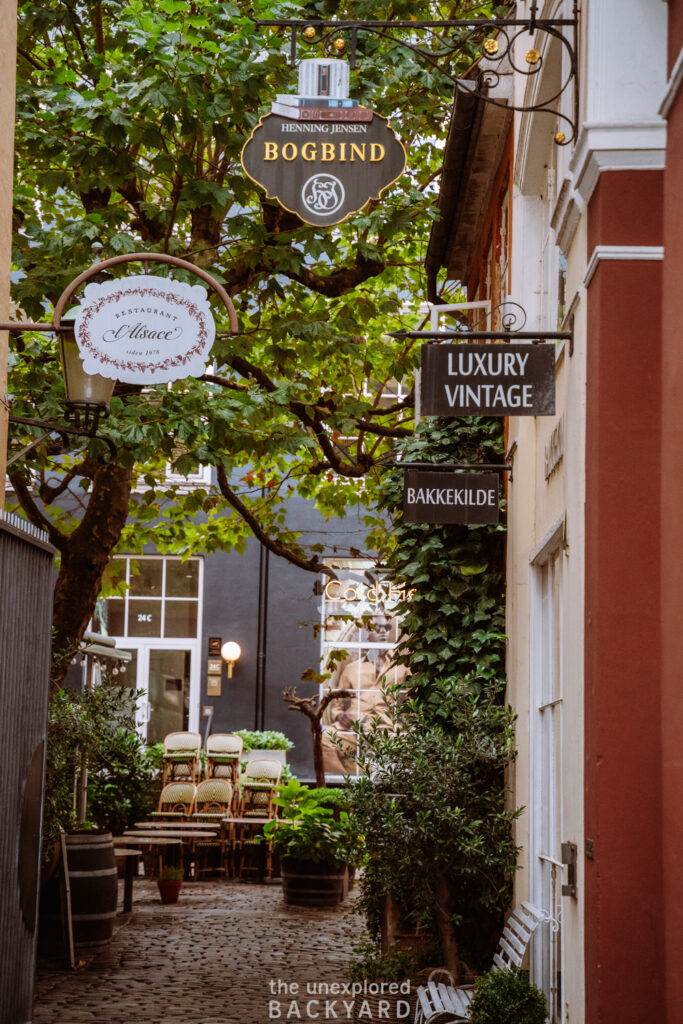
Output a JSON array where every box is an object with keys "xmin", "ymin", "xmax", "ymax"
[{"xmin": 33, "ymin": 879, "xmax": 367, "ymax": 1024}]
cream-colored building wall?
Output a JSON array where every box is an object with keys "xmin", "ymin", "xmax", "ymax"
[
  {"xmin": 506, "ymin": 212, "xmax": 587, "ymax": 1024},
  {"xmin": 508, "ymin": 4, "xmax": 587, "ymax": 1021},
  {"xmin": 0, "ymin": 0, "xmax": 17, "ymax": 504}
]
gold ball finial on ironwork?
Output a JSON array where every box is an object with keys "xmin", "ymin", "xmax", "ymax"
[
  {"xmin": 333, "ymin": 37, "xmax": 346, "ymax": 52},
  {"xmin": 483, "ymin": 38, "xmax": 499, "ymax": 56},
  {"xmin": 555, "ymin": 132, "xmax": 566, "ymax": 145},
  {"xmin": 303, "ymin": 26, "xmax": 316, "ymax": 39},
  {"xmin": 525, "ymin": 48, "xmax": 541, "ymax": 65}
]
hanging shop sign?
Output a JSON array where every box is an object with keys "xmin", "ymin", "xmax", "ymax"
[
  {"xmin": 241, "ymin": 59, "xmax": 406, "ymax": 226},
  {"xmin": 421, "ymin": 343, "xmax": 556, "ymax": 417},
  {"xmin": 74, "ymin": 274, "xmax": 216, "ymax": 385},
  {"xmin": 403, "ymin": 471, "xmax": 499, "ymax": 525}
]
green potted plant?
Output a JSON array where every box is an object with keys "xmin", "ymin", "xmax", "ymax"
[
  {"xmin": 351, "ymin": 691, "xmax": 519, "ymax": 982},
  {"xmin": 236, "ymin": 729, "xmax": 293, "ymax": 764},
  {"xmin": 468, "ymin": 967, "xmax": 547, "ymax": 1024},
  {"xmin": 157, "ymin": 864, "xmax": 184, "ymax": 905},
  {"xmin": 262, "ymin": 781, "xmax": 363, "ymax": 907}
]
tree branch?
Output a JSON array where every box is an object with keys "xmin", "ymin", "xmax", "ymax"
[
  {"xmin": 284, "ymin": 251, "xmax": 386, "ymax": 297},
  {"xmin": 216, "ymin": 466, "xmax": 335, "ymax": 577},
  {"xmin": 17, "ymin": 45, "xmax": 47, "ymax": 71},
  {"xmin": 8, "ymin": 471, "xmax": 68, "ymax": 551}
]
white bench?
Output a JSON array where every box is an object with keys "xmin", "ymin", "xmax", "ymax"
[{"xmin": 414, "ymin": 902, "xmax": 547, "ymax": 1023}]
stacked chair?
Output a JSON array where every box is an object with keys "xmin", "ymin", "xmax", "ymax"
[
  {"xmin": 239, "ymin": 758, "xmax": 283, "ymax": 819},
  {"xmin": 150, "ymin": 732, "xmax": 284, "ymax": 880},
  {"xmin": 161, "ymin": 731, "xmax": 202, "ymax": 785},
  {"xmin": 192, "ymin": 778, "xmax": 234, "ymax": 878},
  {"xmin": 205, "ymin": 734, "xmax": 243, "ymax": 812},
  {"xmin": 151, "ymin": 781, "xmax": 196, "ymax": 819},
  {"xmin": 238, "ymin": 758, "xmax": 283, "ymax": 880}
]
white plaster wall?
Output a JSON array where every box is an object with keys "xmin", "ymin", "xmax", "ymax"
[{"xmin": 509, "ymin": 7, "xmax": 587, "ymax": 1022}]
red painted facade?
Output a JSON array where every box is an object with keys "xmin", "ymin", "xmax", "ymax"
[
  {"xmin": 661, "ymin": 10, "xmax": 683, "ymax": 1021},
  {"xmin": 585, "ymin": 173, "xmax": 666, "ymax": 1018}
]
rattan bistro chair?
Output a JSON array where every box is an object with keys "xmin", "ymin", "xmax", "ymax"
[
  {"xmin": 151, "ymin": 781, "xmax": 196, "ymax": 819},
  {"xmin": 162, "ymin": 731, "xmax": 202, "ymax": 785},
  {"xmin": 205, "ymin": 733, "xmax": 243, "ymax": 789},
  {"xmin": 238, "ymin": 758, "xmax": 282, "ymax": 819},
  {"xmin": 237, "ymin": 759, "xmax": 283, "ymax": 879},
  {"xmin": 192, "ymin": 779, "xmax": 234, "ymax": 877},
  {"xmin": 192, "ymin": 778, "xmax": 233, "ymax": 820}
]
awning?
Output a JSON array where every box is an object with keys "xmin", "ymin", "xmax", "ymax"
[{"xmin": 79, "ymin": 631, "xmax": 132, "ymax": 663}]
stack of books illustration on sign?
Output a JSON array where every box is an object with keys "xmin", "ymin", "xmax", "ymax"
[
  {"xmin": 241, "ymin": 58, "xmax": 407, "ymax": 226},
  {"xmin": 270, "ymin": 59, "xmax": 372, "ymax": 121}
]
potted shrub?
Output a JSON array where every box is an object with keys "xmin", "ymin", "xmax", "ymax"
[
  {"xmin": 262, "ymin": 781, "xmax": 363, "ymax": 907},
  {"xmin": 468, "ymin": 967, "xmax": 547, "ymax": 1024},
  {"xmin": 157, "ymin": 864, "xmax": 184, "ymax": 905},
  {"xmin": 236, "ymin": 729, "xmax": 293, "ymax": 765},
  {"xmin": 351, "ymin": 692, "xmax": 519, "ymax": 982}
]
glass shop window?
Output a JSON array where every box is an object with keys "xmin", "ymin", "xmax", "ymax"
[
  {"xmin": 100, "ymin": 556, "xmax": 201, "ymax": 639},
  {"xmin": 319, "ymin": 559, "xmax": 411, "ymax": 778}
]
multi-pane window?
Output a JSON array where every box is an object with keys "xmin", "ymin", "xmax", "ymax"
[
  {"xmin": 103, "ymin": 556, "xmax": 201, "ymax": 639},
  {"xmin": 319, "ymin": 559, "xmax": 410, "ymax": 777}
]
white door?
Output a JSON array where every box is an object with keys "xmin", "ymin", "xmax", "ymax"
[
  {"xmin": 100, "ymin": 555, "xmax": 203, "ymax": 740},
  {"xmin": 132, "ymin": 643, "xmax": 198, "ymax": 743}
]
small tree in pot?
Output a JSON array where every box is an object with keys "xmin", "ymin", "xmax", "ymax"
[
  {"xmin": 352, "ymin": 688, "xmax": 519, "ymax": 982},
  {"xmin": 262, "ymin": 780, "xmax": 363, "ymax": 907}
]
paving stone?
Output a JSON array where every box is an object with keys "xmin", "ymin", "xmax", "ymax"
[{"xmin": 34, "ymin": 879, "xmax": 366, "ymax": 1024}]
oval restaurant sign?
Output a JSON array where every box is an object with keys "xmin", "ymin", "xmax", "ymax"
[
  {"xmin": 241, "ymin": 59, "xmax": 407, "ymax": 226},
  {"xmin": 74, "ymin": 275, "xmax": 215, "ymax": 384}
]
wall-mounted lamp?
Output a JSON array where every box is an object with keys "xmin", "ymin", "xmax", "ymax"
[{"xmin": 221, "ymin": 640, "xmax": 242, "ymax": 678}]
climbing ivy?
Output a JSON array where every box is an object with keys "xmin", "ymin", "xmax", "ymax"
[
  {"xmin": 351, "ymin": 415, "xmax": 518, "ymax": 976},
  {"xmin": 378, "ymin": 416, "xmax": 507, "ymax": 718}
]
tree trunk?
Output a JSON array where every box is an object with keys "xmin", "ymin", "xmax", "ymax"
[
  {"xmin": 50, "ymin": 461, "xmax": 134, "ymax": 692},
  {"xmin": 433, "ymin": 866, "xmax": 463, "ymax": 983},
  {"xmin": 310, "ymin": 717, "xmax": 326, "ymax": 788}
]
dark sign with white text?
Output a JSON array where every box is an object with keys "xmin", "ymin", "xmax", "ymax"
[
  {"xmin": 241, "ymin": 113, "xmax": 406, "ymax": 226},
  {"xmin": 421, "ymin": 343, "xmax": 556, "ymax": 417},
  {"xmin": 403, "ymin": 471, "xmax": 499, "ymax": 525}
]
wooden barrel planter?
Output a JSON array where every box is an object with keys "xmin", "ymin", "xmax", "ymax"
[
  {"xmin": 281, "ymin": 858, "xmax": 347, "ymax": 907},
  {"xmin": 65, "ymin": 831, "xmax": 118, "ymax": 950}
]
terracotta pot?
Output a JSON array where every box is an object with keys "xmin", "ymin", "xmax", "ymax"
[{"xmin": 157, "ymin": 879, "xmax": 182, "ymax": 904}]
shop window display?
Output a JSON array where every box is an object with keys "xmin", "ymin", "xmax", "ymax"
[{"xmin": 320, "ymin": 563, "xmax": 410, "ymax": 777}]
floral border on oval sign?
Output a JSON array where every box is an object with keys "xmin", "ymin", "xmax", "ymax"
[{"xmin": 74, "ymin": 274, "xmax": 216, "ymax": 384}]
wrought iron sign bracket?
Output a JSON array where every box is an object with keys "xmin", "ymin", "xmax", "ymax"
[
  {"xmin": 253, "ymin": 1, "xmax": 579, "ymax": 144},
  {"xmin": 6, "ymin": 413, "xmax": 117, "ymax": 467},
  {"xmin": 390, "ymin": 329, "xmax": 573, "ymax": 343},
  {"xmin": 391, "ymin": 461, "xmax": 514, "ymax": 483}
]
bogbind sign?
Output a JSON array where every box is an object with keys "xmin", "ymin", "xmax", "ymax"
[
  {"xmin": 403, "ymin": 471, "xmax": 500, "ymax": 525},
  {"xmin": 241, "ymin": 58, "xmax": 406, "ymax": 226}
]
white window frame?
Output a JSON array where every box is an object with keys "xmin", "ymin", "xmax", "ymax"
[
  {"xmin": 529, "ymin": 516, "xmax": 566, "ymax": 1023},
  {"xmin": 104, "ymin": 554, "xmax": 203, "ymax": 738}
]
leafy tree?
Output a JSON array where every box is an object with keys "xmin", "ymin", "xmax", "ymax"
[
  {"xmin": 352, "ymin": 693, "xmax": 519, "ymax": 980},
  {"xmin": 8, "ymin": 0, "xmax": 503, "ymax": 685},
  {"xmin": 44, "ymin": 683, "xmax": 155, "ymax": 847}
]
